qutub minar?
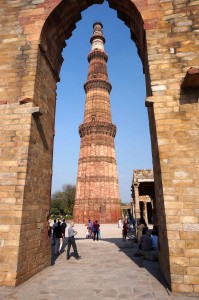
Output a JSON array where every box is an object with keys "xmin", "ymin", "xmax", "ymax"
[{"xmin": 73, "ymin": 22, "xmax": 121, "ymax": 224}]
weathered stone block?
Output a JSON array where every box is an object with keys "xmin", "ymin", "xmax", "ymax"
[
  {"xmin": 170, "ymin": 256, "xmax": 190, "ymax": 266},
  {"xmin": 187, "ymin": 267, "xmax": 199, "ymax": 276},
  {"xmin": 169, "ymin": 247, "xmax": 185, "ymax": 256},
  {"xmin": 169, "ymin": 239, "xmax": 185, "ymax": 249},
  {"xmin": 184, "ymin": 275, "xmax": 199, "ymax": 285},
  {"xmin": 185, "ymin": 240, "xmax": 199, "ymax": 249},
  {"xmin": 170, "ymin": 264, "xmax": 187, "ymax": 275},
  {"xmin": 172, "ymin": 283, "xmax": 193, "ymax": 293},
  {"xmin": 167, "ymin": 231, "xmax": 180, "ymax": 240},
  {"xmin": 190, "ymin": 258, "xmax": 199, "ymax": 266},
  {"xmin": 171, "ymin": 274, "xmax": 184, "ymax": 284},
  {"xmin": 185, "ymin": 249, "xmax": 199, "ymax": 258},
  {"xmin": 0, "ymin": 225, "xmax": 10, "ymax": 232},
  {"xmin": 183, "ymin": 223, "xmax": 199, "ymax": 232},
  {"xmin": 166, "ymin": 216, "xmax": 179, "ymax": 223}
]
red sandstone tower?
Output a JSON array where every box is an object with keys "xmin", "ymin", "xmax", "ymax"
[{"xmin": 73, "ymin": 22, "xmax": 121, "ymax": 224}]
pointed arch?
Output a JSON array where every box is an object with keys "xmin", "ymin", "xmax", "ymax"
[{"xmin": 40, "ymin": 0, "xmax": 148, "ymax": 88}]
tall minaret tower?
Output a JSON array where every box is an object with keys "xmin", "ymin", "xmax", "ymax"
[{"xmin": 73, "ymin": 22, "xmax": 121, "ymax": 224}]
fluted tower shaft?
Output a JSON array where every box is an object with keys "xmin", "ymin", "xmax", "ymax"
[{"xmin": 73, "ymin": 22, "xmax": 121, "ymax": 224}]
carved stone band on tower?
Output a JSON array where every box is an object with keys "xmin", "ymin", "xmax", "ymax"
[{"xmin": 73, "ymin": 22, "xmax": 121, "ymax": 224}]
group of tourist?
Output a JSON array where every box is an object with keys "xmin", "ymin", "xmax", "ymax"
[
  {"xmin": 49, "ymin": 219, "xmax": 81, "ymax": 260},
  {"xmin": 118, "ymin": 217, "xmax": 136, "ymax": 242},
  {"xmin": 49, "ymin": 216, "xmax": 158, "ymax": 262},
  {"xmin": 50, "ymin": 219, "xmax": 67, "ymax": 255},
  {"xmin": 49, "ymin": 218, "xmax": 102, "ymax": 260},
  {"xmin": 135, "ymin": 219, "xmax": 158, "ymax": 256},
  {"xmin": 118, "ymin": 217, "xmax": 159, "ymax": 259},
  {"xmin": 86, "ymin": 219, "xmax": 100, "ymax": 241}
]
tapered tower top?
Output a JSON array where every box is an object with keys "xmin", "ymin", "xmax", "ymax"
[{"xmin": 90, "ymin": 21, "xmax": 105, "ymax": 51}]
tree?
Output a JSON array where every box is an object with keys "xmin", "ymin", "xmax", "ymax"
[{"xmin": 51, "ymin": 184, "xmax": 76, "ymax": 216}]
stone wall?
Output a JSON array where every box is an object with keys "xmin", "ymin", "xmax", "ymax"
[
  {"xmin": 0, "ymin": 0, "xmax": 198, "ymax": 293},
  {"xmin": 145, "ymin": 3, "xmax": 199, "ymax": 289}
]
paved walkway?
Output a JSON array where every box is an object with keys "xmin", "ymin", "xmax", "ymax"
[{"xmin": 0, "ymin": 224, "xmax": 198, "ymax": 300}]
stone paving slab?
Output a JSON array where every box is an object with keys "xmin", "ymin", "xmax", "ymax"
[{"xmin": 0, "ymin": 224, "xmax": 199, "ymax": 300}]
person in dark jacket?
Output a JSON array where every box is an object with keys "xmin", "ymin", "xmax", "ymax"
[
  {"xmin": 61, "ymin": 219, "xmax": 67, "ymax": 238},
  {"xmin": 122, "ymin": 221, "xmax": 128, "ymax": 242},
  {"xmin": 93, "ymin": 220, "xmax": 100, "ymax": 241},
  {"xmin": 54, "ymin": 221, "xmax": 62, "ymax": 255}
]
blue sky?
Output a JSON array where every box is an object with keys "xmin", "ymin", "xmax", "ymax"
[{"xmin": 51, "ymin": 2, "xmax": 152, "ymax": 203}]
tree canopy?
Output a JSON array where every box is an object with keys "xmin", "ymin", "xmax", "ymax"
[{"xmin": 51, "ymin": 184, "xmax": 76, "ymax": 216}]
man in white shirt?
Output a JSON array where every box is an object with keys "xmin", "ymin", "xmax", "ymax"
[{"xmin": 66, "ymin": 222, "xmax": 81, "ymax": 260}]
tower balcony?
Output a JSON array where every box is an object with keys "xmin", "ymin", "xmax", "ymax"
[
  {"xmin": 88, "ymin": 50, "xmax": 108, "ymax": 62},
  {"xmin": 84, "ymin": 79, "xmax": 112, "ymax": 93},
  {"xmin": 79, "ymin": 121, "xmax": 117, "ymax": 138}
]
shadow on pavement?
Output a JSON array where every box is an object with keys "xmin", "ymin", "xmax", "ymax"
[
  {"xmin": 51, "ymin": 238, "xmax": 68, "ymax": 266},
  {"xmin": 73, "ymin": 235, "xmax": 169, "ymax": 291}
]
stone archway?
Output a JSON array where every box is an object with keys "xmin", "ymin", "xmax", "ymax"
[{"xmin": 0, "ymin": 0, "xmax": 199, "ymax": 294}]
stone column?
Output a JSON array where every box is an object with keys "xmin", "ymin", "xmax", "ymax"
[
  {"xmin": 143, "ymin": 201, "xmax": 148, "ymax": 225},
  {"xmin": 134, "ymin": 183, "xmax": 140, "ymax": 227}
]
